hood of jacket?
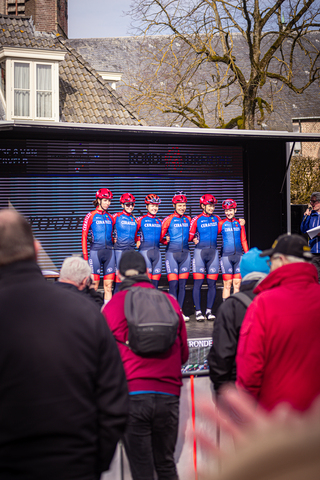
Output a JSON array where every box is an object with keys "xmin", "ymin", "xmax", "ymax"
[{"xmin": 254, "ymin": 261, "xmax": 318, "ymax": 295}]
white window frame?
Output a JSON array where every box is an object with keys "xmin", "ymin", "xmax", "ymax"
[
  {"xmin": 0, "ymin": 47, "xmax": 65, "ymax": 122},
  {"xmin": 97, "ymin": 71, "xmax": 122, "ymax": 90}
]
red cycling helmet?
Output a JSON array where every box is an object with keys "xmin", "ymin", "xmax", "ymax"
[
  {"xmin": 120, "ymin": 193, "xmax": 136, "ymax": 204},
  {"xmin": 96, "ymin": 188, "xmax": 113, "ymax": 200},
  {"xmin": 172, "ymin": 191, "xmax": 187, "ymax": 204},
  {"xmin": 145, "ymin": 194, "xmax": 161, "ymax": 205},
  {"xmin": 222, "ymin": 199, "xmax": 237, "ymax": 210},
  {"xmin": 200, "ymin": 194, "xmax": 217, "ymax": 206}
]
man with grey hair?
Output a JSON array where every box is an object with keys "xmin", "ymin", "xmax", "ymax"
[
  {"xmin": 57, "ymin": 256, "xmax": 104, "ymax": 308},
  {"xmin": 0, "ymin": 208, "xmax": 128, "ymax": 480},
  {"xmin": 236, "ymin": 233, "xmax": 320, "ymax": 412},
  {"xmin": 301, "ymin": 191, "xmax": 320, "ymax": 281}
]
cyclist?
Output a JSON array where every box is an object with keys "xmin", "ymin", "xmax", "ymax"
[
  {"xmin": 189, "ymin": 194, "xmax": 220, "ymax": 322},
  {"xmin": 218, "ymin": 199, "xmax": 249, "ymax": 300},
  {"xmin": 160, "ymin": 191, "xmax": 191, "ymax": 321},
  {"xmin": 82, "ymin": 188, "xmax": 115, "ymax": 303},
  {"xmin": 113, "ymin": 193, "xmax": 137, "ymax": 292},
  {"xmin": 135, "ymin": 194, "xmax": 162, "ymax": 288}
]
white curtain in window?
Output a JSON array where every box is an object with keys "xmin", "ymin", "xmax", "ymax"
[
  {"xmin": 36, "ymin": 64, "xmax": 52, "ymax": 118},
  {"xmin": 14, "ymin": 62, "xmax": 30, "ymax": 116}
]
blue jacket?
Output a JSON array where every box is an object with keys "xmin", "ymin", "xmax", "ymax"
[
  {"xmin": 113, "ymin": 211, "xmax": 137, "ymax": 250},
  {"xmin": 135, "ymin": 214, "xmax": 162, "ymax": 250},
  {"xmin": 160, "ymin": 213, "xmax": 191, "ymax": 252},
  {"xmin": 82, "ymin": 209, "xmax": 114, "ymax": 260},
  {"xmin": 218, "ymin": 218, "xmax": 248, "ymax": 256},
  {"xmin": 301, "ymin": 211, "xmax": 320, "ymax": 253},
  {"xmin": 189, "ymin": 213, "xmax": 221, "ymax": 249}
]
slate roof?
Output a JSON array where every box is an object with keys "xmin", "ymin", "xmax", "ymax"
[
  {"xmin": 0, "ymin": 15, "xmax": 145, "ymax": 126},
  {"xmin": 68, "ymin": 34, "xmax": 320, "ymax": 131}
]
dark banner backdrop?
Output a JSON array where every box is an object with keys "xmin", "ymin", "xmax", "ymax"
[{"xmin": 0, "ymin": 139, "xmax": 244, "ymax": 272}]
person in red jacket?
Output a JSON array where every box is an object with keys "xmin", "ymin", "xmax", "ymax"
[
  {"xmin": 102, "ymin": 251, "xmax": 188, "ymax": 480},
  {"xmin": 236, "ymin": 233, "xmax": 320, "ymax": 412}
]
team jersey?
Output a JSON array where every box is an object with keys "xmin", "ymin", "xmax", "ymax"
[
  {"xmin": 113, "ymin": 210, "xmax": 137, "ymax": 250},
  {"xmin": 160, "ymin": 212, "xmax": 191, "ymax": 252},
  {"xmin": 218, "ymin": 218, "xmax": 249, "ymax": 256},
  {"xmin": 82, "ymin": 208, "xmax": 114, "ymax": 260},
  {"xmin": 189, "ymin": 213, "xmax": 221, "ymax": 249},
  {"xmin": 135, "ymin": 214, "xmax": 162, "ymax": 250}
]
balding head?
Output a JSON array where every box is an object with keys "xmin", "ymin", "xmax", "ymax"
[{"xmin": 0, "ymin": 209, "xmax": 36, "ymax": 266}]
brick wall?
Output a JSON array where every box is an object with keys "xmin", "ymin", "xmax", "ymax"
[
  {"xmin": 292, "ymin": 119, "xmax": 320, "ymax": 159},
  {"xmin": 57, "ymin": 0, "xmax": 67, "ymax": 37},
  {"xmin": 17, "ymin": 0, "xmax": 68, "ymax": 37},
  {"xmin": 0, "ymin": 0, "xmax": 6, "ymax": 13}
]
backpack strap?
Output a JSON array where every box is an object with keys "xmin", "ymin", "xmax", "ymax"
[{"xmin": 229, "ymin": 291, "xmax": 253, "ymax": 308}]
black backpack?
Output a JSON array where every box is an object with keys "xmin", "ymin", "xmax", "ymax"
[{"xmin": 123, "ymin": 287, "xmax": 179, "ymax": 356}]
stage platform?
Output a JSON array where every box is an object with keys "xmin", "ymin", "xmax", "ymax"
[{"xmin": 159, "ymin": 282, "xmax": 223, "ymax": 339}]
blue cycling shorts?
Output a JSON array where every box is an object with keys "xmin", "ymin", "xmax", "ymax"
[
  {"xmin": 220, "ymin": 254, "xmax": 242, "ymax": 277},
  {"xmin": 114, "ymin": 248, "xmax": 135, "ymax": 270},
  {"xmin": 89, "ymin": 248, "xmax": 115, "ymax": 276},
  {"xmin": 165, "ymin": 250, "xmax": 191, "ymax": 276},
  {"xmin": 192, "ymin": 248, "xmax": 219, "ymax": 275},
  {"xmin": 140, "ymin": 248, "xmax": 162, "ymax": 276}
]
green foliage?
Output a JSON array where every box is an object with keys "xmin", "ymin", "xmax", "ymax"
[{"xmin": 291, "ymin": 156, "xmax": 320, "ymax": 204}]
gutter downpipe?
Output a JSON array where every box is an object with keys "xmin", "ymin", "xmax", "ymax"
[{"xmin": 286, "ymin": 142, "xmax": 292, "ymax": 233}]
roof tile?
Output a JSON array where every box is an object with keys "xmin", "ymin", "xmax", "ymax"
[{"xmin": 0, "ymin": 14, "xmax": 143, "ymax": 126}]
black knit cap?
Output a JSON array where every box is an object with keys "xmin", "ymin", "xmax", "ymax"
[
  {"xmin": 260, "ymin": 234, "xmax": 312, "ymax": 260},
  {"xmin": 119, "ymin": 251, "xmax": 147, "ymax": 276}
]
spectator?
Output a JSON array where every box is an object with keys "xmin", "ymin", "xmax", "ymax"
[
  {"xmin": 208, "ymin": 248, "xmax": 270, "ymax": 393},
  {"xmin": 300, "ymin": 191, "xmax": 320, "ymax": 281},
  {"xmin": 58, "ymin": 256, "xmax": 104, "ymax": 308},
  {"xmin": 0, "ymin": 209, "xmax": 129, "ymax": 480},
  {"xmin": 103, "ymin": 250, "xmax": 189, "ymax": 480},
  {"xmin": 236, "ymin": 233, "xmax": 320, "ymax": 412}
]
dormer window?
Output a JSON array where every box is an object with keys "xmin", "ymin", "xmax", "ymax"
[
  {"xmin": 97, "ymin": 71, "xmax": 122, "ymax": 90},
  {"xmin": 0, "ymin": 47, "xmax": 65, "ymax": 122}
]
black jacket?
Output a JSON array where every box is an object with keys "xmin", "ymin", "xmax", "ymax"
[
  {"xmin": 0, "ymin": 260, "xmax": 129, "ymax": 480},
  {"xmin": 207, "ymin": 273, "xmax": 266, "ymax": 393},
  {"xmin": 55, "ymin": 281, "xmax": 104, "ymax": 309}
]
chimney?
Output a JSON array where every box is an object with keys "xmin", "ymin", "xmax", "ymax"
[{"xmin": 0, "ymin": 1, "xmax": 68, "ymax": 38}]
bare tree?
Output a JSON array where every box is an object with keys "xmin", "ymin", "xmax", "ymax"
[
  {"xmin": 125, "ymin": 0, "xmax": 320, "ymax": 129},
  {"xmin": 291, "ymin": 155, "xmax": 320, "ymax": 204}
]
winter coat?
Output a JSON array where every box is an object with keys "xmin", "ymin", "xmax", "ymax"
[
  {"xmin": 0, "ymin": 260, "xmax": 128, "ymax": 480},
  {"xmin": 103, "ymin": 276, "xmax": 189, "ymax": 396},
  {"xmin": 236, "ymin": 262, "xmax": 320, "ymax": 411}
]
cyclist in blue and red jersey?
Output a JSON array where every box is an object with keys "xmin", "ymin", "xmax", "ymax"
[
  {"xmin": 113, "ymin": 193, "xmax": 138, "ymax": 292},
  {"xmin": 82, "ymin": 188, "xmax": 115, "ymax": 302},
  {"xmin": 189, "ymin": 194, "xmax": 221, "ymax": 322},
  {"xmin": 160, "ymin": 191, "xmax": 191, "ymax": 321},
  {"xmin": 218, "ymin": 199, "xmax": 249, "ymax": 300},
  {"xmin": 135, "ymin": 194, "xmax": 162, "ymax": 288}
]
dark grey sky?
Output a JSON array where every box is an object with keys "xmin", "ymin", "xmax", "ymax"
[{"xmin": 68, "ymin": 0, "xmax": 133, "ymax": 39}]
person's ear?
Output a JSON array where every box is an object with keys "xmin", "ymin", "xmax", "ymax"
[{"xmin": 78, "ymin": 277, "xmax": 88, "ymax": 291}]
